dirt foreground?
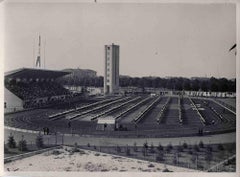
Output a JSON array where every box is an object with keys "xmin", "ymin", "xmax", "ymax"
[{"xmin": 5, "ymin": 146, "xmax": 197, "ymax": 172}]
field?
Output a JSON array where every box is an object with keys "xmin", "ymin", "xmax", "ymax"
[{"xmin": 4, "ymin": 95, "xmax": 236, "ymax": 138}]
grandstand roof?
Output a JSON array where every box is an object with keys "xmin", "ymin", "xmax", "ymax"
[{"xmin": 5, "ymin": 68, "xmax": 70, "ymax": 80}]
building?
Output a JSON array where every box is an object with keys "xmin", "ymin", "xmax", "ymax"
[
  {"xmin": 104, "ymin": 43, "xmax": 120, "ymax": 94},
  {"xmin": 4, "ymin": 68, "xmax": 70, "ymax": 113},
  {"xmin": 96, "ymin": 116, "xmax": 116, "ymax": 131}
]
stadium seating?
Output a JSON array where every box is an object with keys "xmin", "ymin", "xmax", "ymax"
[{"xmin": 5, "ymin": 81, "xmax": 69, "ymax": 101}]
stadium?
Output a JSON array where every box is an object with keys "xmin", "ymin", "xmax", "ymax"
[
  {"xmin": 3, "ymin": 3, "xmax": 237, "ymax": 173},
  {"xmin": 4, "ymin": 66, "xmax": 236, "ymax": 172},
  {"xmin": 4, "ymin": 66, "xmax": 236, "ymax": 138}
]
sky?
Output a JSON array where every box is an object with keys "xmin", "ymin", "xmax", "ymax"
[{"xmin": 4, "ymin": 2, "xmax": 236, "ymax": 78}]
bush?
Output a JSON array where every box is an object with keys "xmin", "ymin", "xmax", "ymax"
[
  {"xmin": 36, "ymin": 134, "xmax": 44, "ymax": 149},
  {"xmin": 148, "ymin": 164, "xmax": 155, "ymax": 168},
  {"xmin": 166, "ymin": 143, "xmax": 173, "ymax": 153},
  {"xmin": 162, "ymin": 168, "xmax": 172, "ymax": 172},
  {"xmin": 142, "ymin": 141, "xmax": 149, "ymax": 156},
  {"xmin": 52, "ymin": 150, "xmax": 62, "ymax": 155},
  {"xmin": 18, "ymin": 139, "xmax": 28, "ymax": 151},
  {"xmin": 157, "ymin": 143, "xmax": 163, "ymax": 152},
  {"xmin": 7, "ymin": 134, "xmax": 16, "ymax": 148},
  {"xmin": 143, "ymin": 141, "xmax": 148, "ymax": 150},
  {"xmin": 217, "ymin": 144, "xmax": 224, "ymax": 151},
  {"xmin": 183, "ymin": 142, "xmax": 188, "ymax": 149},
  {"xmin": 72, "ymin": 143, "xmax": 80, "ymax": 153},
  {"xmin": 199, "ymin": 141, "xmax": 204, "ymax": 148},
  {"xmin": 188, "ymin": 150, "xmax": 193, "ymax": 155}
]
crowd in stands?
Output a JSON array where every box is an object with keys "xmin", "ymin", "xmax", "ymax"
[{"xmin": 5, "ymin": 80, "xmax": 69, "ymax": 101}]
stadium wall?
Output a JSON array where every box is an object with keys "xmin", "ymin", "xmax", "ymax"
[{"xmin": 4, "ymin": 87, "xmax": 24, "ymax": 113}]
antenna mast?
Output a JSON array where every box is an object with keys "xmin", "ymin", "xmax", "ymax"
[{"xmin": 36, "ymin": 34, "xmax": 41, "ymax": 68}]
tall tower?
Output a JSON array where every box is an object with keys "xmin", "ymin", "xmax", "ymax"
[{"xmin": 104, "ymin": 43, "xmax": 119, "ymax": 95}]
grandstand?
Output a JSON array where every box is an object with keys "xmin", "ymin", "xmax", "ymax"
[{"xmin": 4, "ymin": 68, "xmax": 70, "ymax": 113}]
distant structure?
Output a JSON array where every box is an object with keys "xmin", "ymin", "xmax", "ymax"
[
  {"xmin": 104, "ymin": 43, "xmax": 120, "ymax": 95},
  {"xmin": 36, "ymin": 35, "xmax": 41, "ymax": 68}
]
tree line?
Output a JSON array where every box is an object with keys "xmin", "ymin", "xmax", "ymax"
[{"xmin": 57, "ymin": 76, "xmax": 236, "ymax": 92}]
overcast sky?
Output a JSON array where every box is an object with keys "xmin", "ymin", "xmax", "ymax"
[{"xmin": 4, "ymin": 2, "xmax": 236, "ymax": 78}]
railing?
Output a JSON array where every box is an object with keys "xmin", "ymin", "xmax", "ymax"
[
  {"xmin": 90, "ymin": 96, "xmax": 141, "ymax": 120},
  {"xmin": 69, "ymin": 97, "xmax": 130, "ymax": 121},
  {"xmin": 178, "ymin": 96, "xmax": 183, "ymax": 124},
  {"xmin": 188, "ymin": 97, "xmax": 206, "ymax": 125},
  {"xmin": 114, "ymin": 96, "xmax": 152, "ymax": 121},
  {"xmin": 134, "ymin": 96, "xmax": 161, "ymax": 123},
  {"xmin": 156, "ymin": 97, "xmax": 170, "ymax": 123},
  {"xmin": 206, "ymin": 154, "xmax": 236, "ymax": 172},
  {"xmin": 209, "ymin": 106, "xmax": 224, "ymax": 122},
  {"xmin": 212, "ymin": 99, "xmax": 236, "ymax": 115},
  {"xmin": 4, "ymin": 145, "xmax": 62, "ymax": 164},
  {"xmin": 51, "ymin": 97, "xmax": 130, "ymax": 121},
  {"xmin": 48, "ymin": 97, "xmax": 119, "ymax": 119}
]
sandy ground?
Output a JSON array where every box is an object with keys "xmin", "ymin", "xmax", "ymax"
[{"xmin": 4, "ymin": 147, "xmax": 196, "ymax": 172}]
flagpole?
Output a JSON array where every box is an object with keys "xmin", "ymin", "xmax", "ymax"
[{"xmin": 33, "ymin": 37, "xmax": 35, "ymax": 68}]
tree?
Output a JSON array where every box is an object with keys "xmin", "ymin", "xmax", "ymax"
[
  {"xmin": 183, "ymin": 142, "xmax": 188, "ymax": 149},
  {"xmin": 217, "ymin": 144, "xmax": 224, "ymax": 151},
  {"xmin": 4, "ymin": 142, "xmax": 8, "ymax": 153},
  {"xmin": 142, "ymin": 141, "xmax": 149, "ymax": 156},
  {"xmin": 7, "ymin": 133, "xmax": 16, "ymax": 148},
  {"xmin": 166, "ymin": 143, "xmax": 173, "ymax": 153},
  {"xmin": 18, "ymin": 139, "xmax": 28, "ymax": 151},
  {"xmin": 157, "ymin": 143, "xmax": 163, "ymax": 152},
  {"xmin": 36, "ymin": 134, "xmax": 44, "ymax": 149}
]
